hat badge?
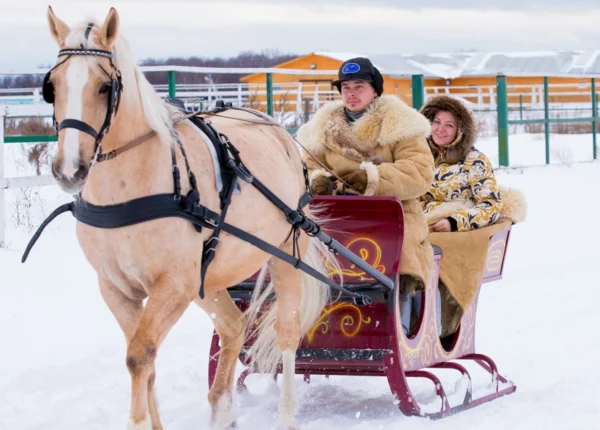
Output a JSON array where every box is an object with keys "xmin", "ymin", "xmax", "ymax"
[{"xmin": 341, "ymin": 62, "xmax": 360, "ymax": 74}]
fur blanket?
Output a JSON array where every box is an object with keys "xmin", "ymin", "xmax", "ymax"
[{"xmin": 425, "ymin": 186, "xmax": 528, "ymax": 337}]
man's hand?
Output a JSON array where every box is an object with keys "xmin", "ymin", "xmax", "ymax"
[
  {"xmin": 311, "ymin": 175, "xmax": 334, "ymax": 195},
  {"xmin": 342, "ymin": 170, "xmax": 368, "ymax": 194}
]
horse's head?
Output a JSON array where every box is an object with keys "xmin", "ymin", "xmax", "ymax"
[{"xmin": 45, "ymin": 6, "xmax": 123, "ymax": 194}]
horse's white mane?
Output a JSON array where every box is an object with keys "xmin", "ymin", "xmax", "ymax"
[{"xmin": 64, "ymin": 19, "xmax": 176, "ymax": 145}]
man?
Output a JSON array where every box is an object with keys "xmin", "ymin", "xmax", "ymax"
[{"xmin": 296, "ymin": 57, "xmax": 436, "ymax": 332}]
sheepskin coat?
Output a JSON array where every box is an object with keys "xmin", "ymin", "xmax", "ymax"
[{"xmin": 296, "ymin": 95, "xmax": 435, "ymax": 288}]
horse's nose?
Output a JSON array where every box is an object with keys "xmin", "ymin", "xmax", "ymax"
[{"xmin": 73, "ymin": 164, "xmax": 88, "ymax": 181}]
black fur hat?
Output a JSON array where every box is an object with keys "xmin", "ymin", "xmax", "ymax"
[{"xmin": 332, "ymin": 57, "xmax": 384, "ymax": 96}]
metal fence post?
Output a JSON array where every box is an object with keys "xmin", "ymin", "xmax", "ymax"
[
  {"xmin": 543, "ymin": 77, "xmax": 550, "ymax": 164},
  {"xmin": 0, "ymin": 111, "xmax": 5, "ymax": 246},
  {"xmin": 303, "ymin": 98, "xmax": 310, "ymax": 123},
  {"xmin": 411, "ymin": 74, "xmax": 425, "ymax": 110},
  {"xmin": 496, "ymin": 74, "xmax": 509, "ymax": 167},
  {"xmin": 519, "ymin": 94, "xmax": 523, "ymax": 121},
  {"xmin": 592, "ymin": 77, "xmax": 597, "ymax": 160},
  {"xmin": 266, "ymin": 73, "xmax": 274, "ymax": 117},
  {"xmin": 168, "ymin": 70, "xmax": 176, "ymax": 99}
]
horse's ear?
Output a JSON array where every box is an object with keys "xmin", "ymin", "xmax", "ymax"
[
  {"xmin": 99, "ymin": 7, "xmax": 119, "ymax": 48},
  {"xmin": 47, "ymin": 5, "xmax": 70, "ymax": 46}
]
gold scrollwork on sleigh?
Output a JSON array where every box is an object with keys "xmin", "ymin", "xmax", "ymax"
[
  {"xmin": 327, "ymin": 237, "xmax": 386, "ymax": 279},
  {"xmin": 307, "ymin": 303, "xmax": 372, "ymax": 343}
]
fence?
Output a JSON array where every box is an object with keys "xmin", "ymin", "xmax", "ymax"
[{"xmin": 2, "ymin": 67, "xmax": 600, "ymax": 243}]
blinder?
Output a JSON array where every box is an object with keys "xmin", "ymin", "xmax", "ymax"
[{"xmin": 42, "ymin": 71, "xmax": 54, "ymax": 104}]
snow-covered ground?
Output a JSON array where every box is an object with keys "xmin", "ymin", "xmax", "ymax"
[{"xmin": 1, "ymin": 134, "xmax": 599, "ymax": 429}]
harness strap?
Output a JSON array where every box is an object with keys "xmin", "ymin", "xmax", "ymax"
[
  {"xmin": 58, "ymin": 119, "xmax": 98, "ymax": 140},
  {"xmin": 218, "ymin": 222, "xmax": 371, "ymax": 303},
  {"xmin": 21, "ymin": 202, "xmax": 74, "ymax": 263},
  {"xmin": 20, "ymin": 194, "xmax": 372, "ymax": 304},
  {"xmin": 198, "ymin": 174, "xmax": 238, "ymax": 298},
  {"xmin": 96, "ymin": 131, "xmax": 157, "ymax": 162}
]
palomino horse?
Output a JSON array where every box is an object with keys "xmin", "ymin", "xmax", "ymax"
[{"xmin": 44, "ymin": 6, "xmax": 333, "ymax": 429}]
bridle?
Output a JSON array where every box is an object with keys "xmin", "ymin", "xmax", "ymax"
[{"xmin": 42, "ymin": 23, "xmax": 123, "ymax": 164}]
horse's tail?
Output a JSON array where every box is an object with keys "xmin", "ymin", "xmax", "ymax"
[{"xmin": 244, "ymin": 213, "xmax": 338, "ymax": 375}]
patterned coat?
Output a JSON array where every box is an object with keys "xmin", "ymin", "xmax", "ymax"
[
  {"xmin": 419, "ymin": 96, "xmax": 502, "ymax": 232},
  {"xmin": 420, "ymin": 145, "xmax": 502, "ymax": 231},
  {"xmin": 296, "ymin": 95, "xmax": 435, "ymax": 289}
]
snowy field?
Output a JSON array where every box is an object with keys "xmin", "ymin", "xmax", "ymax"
[{"xmin": 1, "ymin": 133, "xmax": 599, "ymax": 429}]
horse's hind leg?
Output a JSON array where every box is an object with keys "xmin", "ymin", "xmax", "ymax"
[
  {"xmin": 125, "ymin": 274, "xmax": 195, "ymax": 430},
  {"xmin": 269, "ymin": 253, "xmax": 306, "ymax": 430},
  {"xmin": 194, "ymin": 290, "xmax": 246, "ymax": 430}
]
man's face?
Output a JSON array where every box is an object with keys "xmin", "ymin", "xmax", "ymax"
[{"xmin": 341, "ymin": 80, "xmax": 377, "ymax": 112}]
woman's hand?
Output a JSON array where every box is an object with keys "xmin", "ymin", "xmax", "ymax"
[{"xmin": 432, "ymin": 219, "xmax": 451, "ymax": 232}]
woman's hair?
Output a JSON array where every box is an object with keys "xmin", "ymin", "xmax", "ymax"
[{"xmin": 420, "ymin": 95, "xmax": 477, "ymax": 165}]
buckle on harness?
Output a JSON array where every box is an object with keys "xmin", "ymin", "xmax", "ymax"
[
  {"xmin": 353, "ymin": 293, "xmax": 373, "ymax": 306},
  {"xmin": 203, "ymin": 215, "xmax": 220, "ymax": 228},
  {"xmin": 226, "ymin": 159, "xmax": 253, "ymax": 183}
]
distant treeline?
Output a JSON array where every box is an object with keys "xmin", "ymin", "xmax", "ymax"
[{"xmin": 0, "ymin": 50, "xmax": 298, "ymax": 89}]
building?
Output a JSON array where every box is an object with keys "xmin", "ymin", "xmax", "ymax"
[{"xmin": 240, "ymin": 50, "xmax": 600, "ymax": 114}]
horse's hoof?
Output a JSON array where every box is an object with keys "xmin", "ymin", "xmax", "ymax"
[
  {"xmin": 275, "ymin": 422, "xmax": 298, "ymax": 430},
  {"xmin": 211, "ymin": 419, "xmax": 237, "ymax": 430}
]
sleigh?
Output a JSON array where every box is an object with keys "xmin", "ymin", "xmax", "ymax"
[{"xmin": 208, "ymin": 196, "xmax": 516, "ymax": 419}]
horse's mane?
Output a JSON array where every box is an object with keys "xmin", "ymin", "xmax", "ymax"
[{"xmin": 64, "ymin": 20, "xmax": 176, "ymax": 145}]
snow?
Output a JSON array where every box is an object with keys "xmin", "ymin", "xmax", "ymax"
[
  {"xmin": 500, "ymin": 51, "xmax": 561, "ymax": 58},
  {"xmin": 1, "ymin": 135, "xmax": 600, "ymax": 429}
]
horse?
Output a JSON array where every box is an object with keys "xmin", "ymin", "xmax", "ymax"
[{"xmin": 43, "ymin": 6, "xmax": 334, "ymax": 429}]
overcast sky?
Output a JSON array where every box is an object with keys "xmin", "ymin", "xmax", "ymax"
[{"xmin": 3, "ymin": 1, "xmax": 600, "ymax": 70}]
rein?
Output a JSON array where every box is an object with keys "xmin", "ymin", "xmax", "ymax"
[
  {"xmin": 29, "ymin": 45, "xmax": 391, "ymax": 305},
  {"xmin": 197, "ymin": 104, "xmax": 357, "ymax": 192},
  {"xmin": 95, "ymin": 102, "xmax": 357, "ymax": 194}
]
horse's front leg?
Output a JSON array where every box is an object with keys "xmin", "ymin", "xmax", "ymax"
[
  {"xmin": 99, "ymin": 278, "xmax": 165, "ymax": 429},
  {"xmin": 125, "ymin": 274, "xmax": 195, "ymax": 430},
  {"xmin": 195, "ymin": 290, "xmax": 247, "ymax": 430}
]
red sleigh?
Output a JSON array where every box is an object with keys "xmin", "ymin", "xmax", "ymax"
[{"xmin": 208, "ymin": 196, "xmax": 516, "ymax": 418}]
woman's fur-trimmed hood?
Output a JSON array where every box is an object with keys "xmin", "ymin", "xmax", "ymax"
[
  {"xmin": 297, "ymin": 95, "xmax": 431, "ymax": 157},
  {"xmin": 420, "ymin": 95, "xmax": 478, "ymax": 165}
]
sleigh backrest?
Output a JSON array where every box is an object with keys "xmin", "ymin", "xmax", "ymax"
[{"xmin": 311, "ymin": 196, "xmax": 405, "ymax": 286}]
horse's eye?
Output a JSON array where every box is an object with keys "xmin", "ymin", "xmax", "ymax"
[{"xmin": 98, "ymin": 83, "xmax": 111, "ymax": 94}]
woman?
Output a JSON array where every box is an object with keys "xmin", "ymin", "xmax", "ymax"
[
  {"xmin": 296, "ymin": 57, "xmax": 435, "ymax": 304},
  {"xmin": 418, "ymin": 95, "xmax": 521, "ymax": 339},
  {"xmin": 419, "ymin": 95, "xmax": 502, "ymax": 232}
]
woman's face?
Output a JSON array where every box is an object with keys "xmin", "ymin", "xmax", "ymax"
[
  {"xmin": 341, "ymin": 80, "xmax": 377, "ymax": 112},
  {"xmin": 431, "ymin": 110, "xmax": 459, "ymax": 146}
]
